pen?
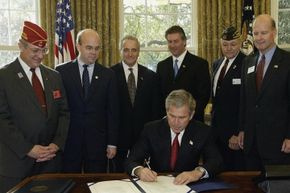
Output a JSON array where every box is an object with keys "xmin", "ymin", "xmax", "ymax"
[{"xmin": 145, "ymin": 158, "xmax": 151, "ymax": 170}]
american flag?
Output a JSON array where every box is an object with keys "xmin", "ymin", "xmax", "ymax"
[
  {"xmin": 241, "ymin": 0, "xmax": 255, "ymax": 55},
  {"xmin": 54, "ymin": 0, "xmax": 76, "ymax": 65}
]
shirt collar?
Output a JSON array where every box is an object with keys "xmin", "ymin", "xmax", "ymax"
[
  {"xmin": 173, "ymin": 50, "xmax": 187, "ymax": 63},
  {"xmin": 122, "ymin": 61, "xmax": 138, "ymax": 71}
]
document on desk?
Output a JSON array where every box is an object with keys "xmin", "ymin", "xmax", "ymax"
[
  {"xmin": 137, "ymin": 176, "xmax": 192, "ymax": 193},
  {"xmin": 88, "ymin": 176, "xmax": 193, "ymax": 193},
  {"xmin": 89, "ymin": 180, "xmax": 140, "ymax": 193}
]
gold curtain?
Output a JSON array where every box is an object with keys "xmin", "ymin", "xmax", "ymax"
[
  {"xmin": 198, "ymin": 0, "xmax": 271, "ymax": 67},
  {"xmin": 40, "ymin": 0, "xmax": 120, "ymax": 68}
]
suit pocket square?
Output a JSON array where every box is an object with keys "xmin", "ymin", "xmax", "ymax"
[{"xmin": 53, "ymin": 90, "xmax": 62, "ymax": 99}]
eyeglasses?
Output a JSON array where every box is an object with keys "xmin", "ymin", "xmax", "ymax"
[{"xmin": 26, "ymin": 46, "xmax": 49, "ymax": 55}]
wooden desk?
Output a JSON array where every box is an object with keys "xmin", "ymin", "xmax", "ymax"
[{"xmin": 8, "ymin": 172, "xmax": 263, "ymax": 193}]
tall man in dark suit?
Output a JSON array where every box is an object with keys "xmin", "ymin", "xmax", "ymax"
[
  {"xmin": 55, "ymin": 29, "xmax": 119, "ymax": 173},
  {"xmin": 125, "ymin": 89, "xmax": 222, "ymax": 185},
  {"xmin": 157, "ymin": 25, "xmax": 211, "ymax": 122},
  {"xmin": 211, "ymin": 26, "xmax": 246, "ymax": 171},
  {"xmin": 238, "ymin": 14, "xmax": 290, "ymax": 192},
  {"xmin": 111, "ymin": 35, "xmax": 161, "ymax": 172},
  {"xmin": 0, "ymin": 21, "xmax": 70, "ymax": 193}
]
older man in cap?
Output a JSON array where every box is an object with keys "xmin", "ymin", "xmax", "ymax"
[
  {"xmin": 211, "ymin": 26, "xmax": 246, "ymax": 171},
  {"xmin": 0, "ymin": 21, "xmax": 69, "ymax": 192}
]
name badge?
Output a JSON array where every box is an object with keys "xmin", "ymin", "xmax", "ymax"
[
  {"xmin": 232, "ymin": 78, "xmax": 241, "ymax": 85},
  {"xmin": 247, "ymin": 66, "xmax": 255, "ymax": 74}
]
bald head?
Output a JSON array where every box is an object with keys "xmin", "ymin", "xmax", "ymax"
[
  {"xmin": 252, "ymin": 14, "xmax": 277, "ymax": 54},
  {"xmin": 253, "ymin": 14, "xmax": 276, "ymax": 30},
  {"xmin": 76, "ymin": 29, "xmax": 102, "ymax": 64},
  {"xmin": 76, "ymin": 29, "xmax": 100, "ymax": 45}
]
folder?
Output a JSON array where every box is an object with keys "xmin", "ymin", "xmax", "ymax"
[
  {"xmin": 14, "ymin": 178, "xmax": 75, "ymax": 193},
  {"xmin": 265, "ymin": 165, "xmax": 290, "ymax": 180}
]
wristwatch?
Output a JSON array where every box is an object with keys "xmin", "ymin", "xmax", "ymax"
[{"xmin": 195, "ymin": 166, "xmax": 206, "ymax": 178}]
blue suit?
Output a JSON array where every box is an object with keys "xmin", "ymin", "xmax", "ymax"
[{"xmin": 56, "ymin": 60, "xmax": 119, "ymax": 173}]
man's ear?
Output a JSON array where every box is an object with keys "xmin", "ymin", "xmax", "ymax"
[
  {"xmin": 18, "ymin": 42, "xmax": 25, "ymax": 52},
  {"xmin": 189, "ymin": 111, "xmax": 195, "ymax": 120}
]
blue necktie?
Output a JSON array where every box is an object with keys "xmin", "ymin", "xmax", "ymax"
[
  {"xmin": 82, "ymin": 64, "xmax": 90, "ymax": 99},
  {"xmin": 174, "ymin": 59, "xmax": 179, "ymax": 77}
]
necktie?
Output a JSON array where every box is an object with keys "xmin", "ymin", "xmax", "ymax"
[
  {"xmin": 218, "ymin": 59, "xmax": 229, "ymax": 84},
  {"xmin": 256, "ymin": 55, "xmax": 265, "ymax": 92},
  {"xmin": 82, "ymin": 64, "xmax": 90, "ymax": 99},
  {"xmin": 30, "ymin": 68, "xmax": 47, "ymax": 114},
  {"xmin": 127, "ymin": 68, "xmax": 136, "ymax": 105},
  {"xmin": 170, "ymin": 132, "xmax": 180, "ymax": 170},
  {"xmin": 173, "ymin": 59, "xmax": 179, "ymax": 78}
]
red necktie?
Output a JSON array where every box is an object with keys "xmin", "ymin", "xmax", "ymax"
[
  {"xmin": 170, "ymin": 133, "xmax": 180, "ymax": 170},
  {"xmin": 256, "ymin": 55, "xmax": 265, "ymax": 92},
  {"xmin": 30, "ymin": 68, "xmax": 47, "ymax": 114}
]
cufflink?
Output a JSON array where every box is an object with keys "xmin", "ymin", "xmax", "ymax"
[{"xmin": 195, "ymin": 166, "xmax": 206, "ymax": 178}]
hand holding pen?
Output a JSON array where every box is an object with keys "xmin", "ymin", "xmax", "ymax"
[{"xmin": 136, "ymin": 159, "xmax": 157, "ymax": 182}]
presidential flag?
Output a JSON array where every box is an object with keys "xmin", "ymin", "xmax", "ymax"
[
  {"xmin": 241, "ymin": 0, "xmax": 255, "ymax": 55},
  {"xmin": 54, "ymin": 0, "xmax": 76, "ymax": 65}
]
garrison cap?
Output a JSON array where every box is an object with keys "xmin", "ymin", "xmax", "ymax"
[
  {"xmin": 21, "ymin": 21, "xmax": 48, "ymax": 48},
  {"xmin": 221, "ymin": 26, "xmax": 240, "ymax": 40}
]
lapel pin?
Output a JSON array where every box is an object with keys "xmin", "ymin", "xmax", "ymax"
[
  {"xmin": 17, "ymin": 72, "xmax": 23, "ymax": 79},
  {"xmin": 233, "ymin": 65, "xmax": 237, "ymax": 69},
  {"xmin": 189, "ymin": 140, "xmax": 193, "ymax": 146},
  {"xmin": 95, "ymin": 76, "xmax": 99, "ymax": 79},
  {"xmin": 274, "ymin": 65, "xmax": 278, "ymax": 69},
  {"xmin": 182, "ymin": 65, "xmax": 186, "ymax": 68},
  {"xmin": 140, "ymin": 77, "xmax": 143, "ymax": 81}
]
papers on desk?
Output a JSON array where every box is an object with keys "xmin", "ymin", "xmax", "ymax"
[{"xmin": 88, "ymin": 176, "xmax": 193, "ymax": 193}]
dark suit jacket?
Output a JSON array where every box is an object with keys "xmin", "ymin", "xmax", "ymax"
[
  {"xmin": 0, "ymin": 59, "xmax": 70, "ymax": 178},
  {"xmin": 111, "ymin": 63, "xmax": 161, "ymax": 150},
  {"xmin": 125, "ymin": 118, "xmax": 223, "ymax": 176},
  {"xmin": 156, "ymin": 51, "xmax": 211, "ymax": 122},
  {"xmin": 55, "ymin": 60, "xmax": 119, "ymax": 159},
  {"xmin": 240, "ymin": 47, "xmax": 290, "ymax": 163},
  {"xmin": 211, "ymin": 52, "xmax": 245, "ymax": 142}
]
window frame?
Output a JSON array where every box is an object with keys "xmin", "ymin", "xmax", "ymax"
[
  {"xmin": 119, "ymin": 0, "xmax": 198, "ymax": 70},
  {"xmin": 0, "ymin": 0, "xmax": 40, "ymax": 66}
]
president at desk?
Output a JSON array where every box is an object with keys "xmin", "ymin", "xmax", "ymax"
[{"xmin": 125, "ymin": 89, "xmax": 223, "ymax": 185}]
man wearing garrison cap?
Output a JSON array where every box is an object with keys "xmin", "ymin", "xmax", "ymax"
[
  {"xmin": 0, "ymin": 21, "xmax": 69, "ymax": 192},
  {"xmin": 211, "ymin": 26, "xmax": 246, "ymax": 171}
]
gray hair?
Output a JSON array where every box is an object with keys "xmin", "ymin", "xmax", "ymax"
[
  {"xmin": 165, "ymin": 89, "xmax": 196, "ymax": 115},
  {"xmin": 120, "ymin": 35, "xmax": 140, "ymax": 50}
]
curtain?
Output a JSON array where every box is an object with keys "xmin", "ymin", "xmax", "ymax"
[
  {"xmin": 198, "ymin": 0, "xmax": 271, "ymax": 67},
  {"xmin": 40, "ymin": 0, "xmax": 120, "ymax": 68}
]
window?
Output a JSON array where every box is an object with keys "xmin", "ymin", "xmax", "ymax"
[
  {"xmin": 0, "ymin": 0, "xmax": 39, "ymax": 67},
  {"xmin": 121, "ymin": 0, "xmax": 197, "ymax": 71}
]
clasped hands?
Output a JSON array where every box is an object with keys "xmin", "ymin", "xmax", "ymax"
[
  {"xmin": 135, "ymin": 167, "xmax": 204, "ymax": 185},
  {"xmin": 27, "ymin": 143, "xmax": 59, "ymax": 162}
]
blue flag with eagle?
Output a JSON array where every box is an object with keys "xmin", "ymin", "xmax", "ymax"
[{"xmin": 241, "ymin": 0, "xmax": 255, "ymax": 55}]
